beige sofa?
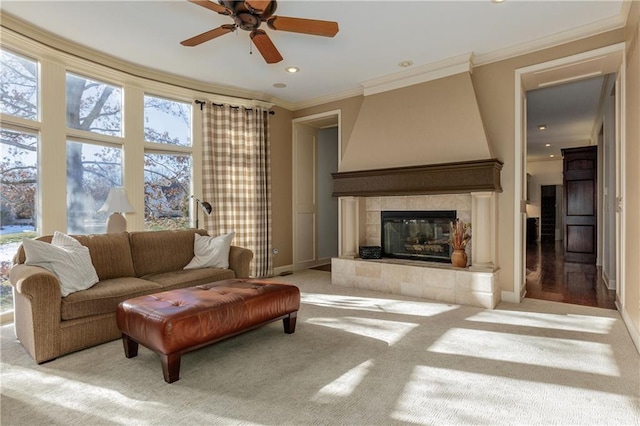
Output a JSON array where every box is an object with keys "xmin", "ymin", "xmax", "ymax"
[{"xmin": 9, "ymin": 229, "xmax": 253, "ymax": 363}]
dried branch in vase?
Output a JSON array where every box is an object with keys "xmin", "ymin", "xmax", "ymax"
[{"xmin": 450, "ymin": 219, "xmax": 471, "ymax": 250}]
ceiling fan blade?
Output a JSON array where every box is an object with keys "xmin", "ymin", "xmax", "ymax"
[
  {"xmin": 245, "ymin": 0, "xmax": 271, "ymax": 13},
  {"xmin": 250, "ymin": 29, "xmax": 283, "ymax": 64},
  {"xmin": 267, "ymin": 16, "xmax": 339, "ymax": 37},
  {"xmin": 181, "ymin": 24, "xmax": 236, "ymax": 47},
  {"xmin": 187, "ymin": 0, "xmax": 232, "ymax": 15}
]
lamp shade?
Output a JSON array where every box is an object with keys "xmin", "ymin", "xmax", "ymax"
[{"xmin": 98, "ymin": 187, "xmax": 134, "ymax": 213}]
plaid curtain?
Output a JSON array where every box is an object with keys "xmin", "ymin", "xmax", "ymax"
[{"xmin": 202, "ymin": 103, "xmax": 272, "ymax": 278}]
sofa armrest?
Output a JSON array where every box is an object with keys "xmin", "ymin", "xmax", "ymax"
[
  {"xmin": 228, "ymin": 246, "xmax": 253, "ymax": 278},
  {"xmin": 9, "ymin": 264, "xmax": 62, "ymax": 363}
]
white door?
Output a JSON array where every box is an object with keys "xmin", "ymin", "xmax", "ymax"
[{"xmin": 293, "ymin": 123, "xmax": 317, "ymax": 269}]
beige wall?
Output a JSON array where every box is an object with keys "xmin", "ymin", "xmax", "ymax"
[
  {"xmin": 623, "ymin": 0, "xmax": 640, "ymax": 341},
  {"xmin": 269, "ymin": 105, "xmax": 293, "ymax": 268},
  {"xmin": 340, "ymin": 72, "xmax": 491, "ymax": 171},
  {"xmin": 525, "ymin": 159, "xmax": 563, "ymax": 219}
]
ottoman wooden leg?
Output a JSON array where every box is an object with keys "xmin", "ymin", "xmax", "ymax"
[
  {"xmin": 283, "ymin": 311, "xmax": 297, "ymax": 334},
  {"xmin": 122, "ymin": 334, "xmax": 138, "ymax": 358},
  {"xmin": 160, "ymin": 353, "xmax": 181, "ymax": 383}
]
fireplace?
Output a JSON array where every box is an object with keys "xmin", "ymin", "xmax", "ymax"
[{"xmin": 381, "ymin": 210, "xmax": 456, "ymax": 263}]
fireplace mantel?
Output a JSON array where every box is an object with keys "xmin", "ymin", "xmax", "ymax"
[{"xmin": 332, "ymin": 159, "xmax": 503, "ymax": 197}]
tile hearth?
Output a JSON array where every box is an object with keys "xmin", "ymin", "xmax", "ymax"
[{"xmin": 331, "ymin": 257, "xmax": 500, "ymax": 309}]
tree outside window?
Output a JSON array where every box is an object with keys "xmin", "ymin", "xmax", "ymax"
[{"xmin": 1, "ymin": 49, "xmax": 39, "ymax": 313}]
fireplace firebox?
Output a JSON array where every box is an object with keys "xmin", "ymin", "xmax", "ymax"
[{"xmin": 381, "ymin": 210, "xmax": 456, "ymax": 263}]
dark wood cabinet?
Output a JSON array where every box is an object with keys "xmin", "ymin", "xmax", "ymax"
[
  {"xmin": 540, "ymin": 185, "xmax": 557, "ymax": 243},
  {"xmin": 562, "ymin": 146, "xmax": 597, "ymax": 264}
]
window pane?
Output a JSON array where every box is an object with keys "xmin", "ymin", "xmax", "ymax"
[
  {"xmin": 144, "ymin": 153, "xmax": 191, "ymax": 230},
  {"xmin": 144, "ymin": 95, "xmax": 191, "ymax": 146},
  {"xmin": 1, "ymin": 49, "xmax": 38, "ymax": 121},
  {"xmin": 1, "ymin": 129, "xmax": 38, "ymax": 314},
  {"xmin": 66, "ymin": 73, "xmax": 122, "ymax": 137},
  {"xmin": 67, "ymin": 141, "xmax": 123, "ymax": 234}
]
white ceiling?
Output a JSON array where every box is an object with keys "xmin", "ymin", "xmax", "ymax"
[
  {"xmin": 527, "ymin": 75, "xmax": 609, "ymax": 161},
  {"xmin": 0, "ymin": 0, "xmax": 628, "ymax": 159}
]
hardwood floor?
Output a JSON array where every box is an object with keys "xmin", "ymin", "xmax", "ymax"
[{"xmin": 526, "ymin": 241, "xmax": 616, "ymax": 309}]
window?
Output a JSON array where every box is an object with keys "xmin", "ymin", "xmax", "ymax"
[
  {"xmin": 144, "ymin": 153, "xmax": 191, "ymax": 230},
  {"xmin": 1, "ymin": 49, "xmax": 38, "ymax": 121},
  {"xmin": 66, "ymin": 73, "xmax": 122, "ymax": 137},
  {"xmin": 0, "ymin": 129, "xmax": 38, "ymax": 313},
  {"xmin": 1, "ymin": 48, "xmax": 40, "ymax": 316},
  {"xmin": 0, "ymin": 35, "xmax": 204, "ymax": 321},
  {"xmin": 144, "ymin": 95, "xmax": 191, "ymax": 146},
  {"xmin": 143, "ymin": 95, "xmax": 193, "ymax": 230},
  {"xmin": 66, "ymin": 141, "xmax": 123, "ymax": 234}
]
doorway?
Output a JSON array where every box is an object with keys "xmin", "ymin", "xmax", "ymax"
[
  {"xmin": 515, "ymin": 43, "xmax": 625, "ymax": 309},
  {"xmin": 292, "ymin": 110, "xmax": 341, "ymax": 271}
]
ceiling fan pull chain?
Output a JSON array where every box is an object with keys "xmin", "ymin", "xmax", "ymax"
[{"xmin": 249, "ymin": 38, "xmax": 253, "ymax": 55}]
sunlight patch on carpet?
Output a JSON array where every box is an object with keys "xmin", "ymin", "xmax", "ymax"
[
  {"xmin": 391, "ymin": 365, "xmax": 634, "ymax": 425},
  {"xmin": 301, "ymin": 292, "xmax": 458, "ymax": 317},
  {"xmin": 306, "ymin": 316, "xmax": 419, "ymax": 345},
  {"xmin": 427, "ymin": 328, "xmax": 620, "ymax": 376},
  {"xmin": 466, "ymin": 310, "xmax": 616, "ymax": 334},
  {"xmin": 311, "ymin": 359, "xmax": 374, "ymax": 404}
]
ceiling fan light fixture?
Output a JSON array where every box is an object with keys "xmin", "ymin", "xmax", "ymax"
[{"xmin": 285, "ymin": 66, "xmax": 300, "ymax": 73}]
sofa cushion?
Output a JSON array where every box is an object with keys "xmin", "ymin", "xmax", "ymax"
[
  {"xmin": 61, "ymin": 277, "xmax": 162, "ymax": 321},
  {"xmin": 184, "ymin": 232, "xmax": 235, "ymax": 270},
  {"xmin": 71, "ymin": 232, "xmax": 137, "ymax": 280},
  {"xmin": 141, "ymin": 268, "xmax": 235, "ymax": 291},
  {"xmin": 129, "ymin": 229, "xmax": 207, "ymax": 277},
  {"xmin": 22, "ymin": 233, "xmax": 99, "ymax": 297},
  {"xmin": 15, "ymin": 232, "xmax": 136, "ymax": 280}
]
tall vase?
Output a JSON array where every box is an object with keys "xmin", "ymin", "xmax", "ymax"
[{"xmin": 451, "ymin": 249, "xmax": 468, "ymax": 268}]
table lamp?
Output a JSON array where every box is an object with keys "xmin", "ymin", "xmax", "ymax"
[{"xmin": 99, "ymin": 187, "xmax": 134, "ymax": 233}]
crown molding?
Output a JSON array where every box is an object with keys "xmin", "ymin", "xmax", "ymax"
[
  {"xmin": 474, "ymin": 14, "xmax": 626, "ymax": 67},
  {"xmin": 361, "ymin": 53, "xmax": 473, "ymax": 97},
  {"xmin": 291, "ymin": 87, "xmax": 363, "ymax": 111}
]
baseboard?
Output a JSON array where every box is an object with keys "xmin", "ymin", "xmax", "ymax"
[
  {"xmin": 501, "ymin": 290, "xmax": 521, "ymax": 303},
  {"xmin": 273, "ymin": 264, "xmax": 294, "ymax": 277},
  {"xmin": 619, "ymin": 304, "xmax": 640, "ymax": 354},
  {"xmin": 602, "ymin": 269, "xmax": 616, "ymax": 290}
]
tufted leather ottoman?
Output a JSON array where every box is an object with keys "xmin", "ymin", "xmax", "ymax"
[{"xmin": 116, "ymin": 278, "xmax": 300, "ymax": 383}]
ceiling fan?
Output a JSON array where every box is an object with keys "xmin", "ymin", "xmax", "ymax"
[{"xmin": 181, "ymin": 0, "xmax": 339, "ymax": 64}]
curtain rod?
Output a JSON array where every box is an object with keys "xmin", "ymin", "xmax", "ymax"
[{"xmin": 195, "ymin": 100, "xmax": 275, "ymax": 115}]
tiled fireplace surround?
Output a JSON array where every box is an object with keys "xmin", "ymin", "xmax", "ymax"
[{"xmin": 330, "ymin": 160, "xmax": 502, "ymax": 309}]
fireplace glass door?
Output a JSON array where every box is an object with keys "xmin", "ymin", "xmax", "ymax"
[{"xmin": 381, "ymin": 210, "xmax": 456, "ymax": 263}]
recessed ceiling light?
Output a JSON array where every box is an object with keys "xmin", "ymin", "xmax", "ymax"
[
  {"xmin": 285, "ymin": 66, "xmax": 299, "ymax": 73},
  {"xmin": 545, "ymin": 143, "xmax": 551, "ymax": 147},
  {"xmin": 491, "ymin": 0, "xmax": 506, "ymax": 3},
  {"xmin": 550, "ymin": 154, "xmax": 555, "ymax": 158},
  {"xmin": 273, "ymin": 83, "xmax": 287, "ymax": 88},
  {"xmin": 538, "ymin": 124, "xmax": 547, "ymax": 130},
  {"xmin": 398, "ymin": 60, "xmax": 413, "ymax": 68}
]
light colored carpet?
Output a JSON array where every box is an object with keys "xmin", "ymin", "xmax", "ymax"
[{"xmin": 1, "ymin": 269, "xmax": 639, "ymax": 425}]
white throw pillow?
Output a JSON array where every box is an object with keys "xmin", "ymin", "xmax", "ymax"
[
  {"xmin": 23, "ymin": 231, "xmax": 99, "ymax": 297},
  {"xmin": 184, "ymin": 232, "xmax": 235, "ymax": 270}
]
